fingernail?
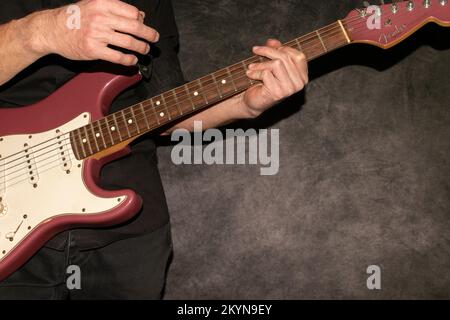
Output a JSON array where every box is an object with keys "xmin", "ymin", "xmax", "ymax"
[
  {"xmin": 248, "ymin": 63, "xmax": 255, "ymax": 69},
  {"xmin": 253, "ymin": 46, "xmax": 260, "ymax": 51},
  {"xmin": 132, "ymin": 57, "xmax": 138, "ymax": 65},
  {"xmin": 146, "ymin": 44, "xmax": 150, "ymax": 54},
  {"xmin": 155, "ymin": 32, "xmax": 160, "ymax": 42},
  {"xmin": 139, "ymin": 11, "xmax": 146, "ymax": 19}
]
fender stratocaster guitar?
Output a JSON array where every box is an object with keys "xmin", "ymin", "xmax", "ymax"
[{"xmin": 0, "ymin": 1, "xmax": 449, "ymax": 281}]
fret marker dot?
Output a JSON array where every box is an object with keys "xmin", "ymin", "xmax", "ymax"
[
  {"xmin": 159, "ymin": 112, "xmax": 165, "ymax": 117},
  {"xmin": 95, "ymin": 133, "xmax": 100, "ymax": 138},
  {"xmin": 111, "ymin": 126, "xmax": 116, "ymax": 131},
  {"xmin": 156, "ymin": 101, "xmax": 161, "ymax": 106},
  {"xmin": 221, "ymin": 79, "xmax": 227, "ymax": 84},
  {"xmin": 128, "ymin": 119, "xmax": 133, "ymax": 124},
  {"xmin": 194, "ymin": 91, "xmax": 199, "ymax": 96},
  {"xmin": 82, "ymin": 138, "xmax": 87, "ymax": 143}
]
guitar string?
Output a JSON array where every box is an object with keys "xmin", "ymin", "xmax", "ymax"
[
  {"xmin": 0, "ymin": 4, "xmax": 428, "ymax": 180},
  {"xmin": 0, "ymin": 10, "xmax": 388, "ymax": 169},
  {"xmin": 0, "ymin": 10, "xmax": 374, "ymax": 164},
  {"xmin": 39, "ymin": 3, "xmax": 433, "ymax": 148},
  {"xmin": 0, "ymin": 2, "xmax": 430, "ymax": 165},
  {"xmin": 0, "ymin": 19, "xmax": 357, "ymax": 173},
  {"xmin": 0, "ymin": 39, "xmax": 350, "ymax": 185}
]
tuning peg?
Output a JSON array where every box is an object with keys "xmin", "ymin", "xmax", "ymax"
[
  {"xmin": 440, "ymin": 0, "xmax": 448, "ymax": 6},
  {"xmin": 391, "ymin": 1, "xmax": 399, "ymax": 13},
  {"xmin": 407, "ymin": 1, "xmax": 415, "ymax": 11},
  {"xmin": 363, "ymin": 1, "xmax": 370, "ymax": 7},
  {"xmin": 423, "ymin": 0, "xmax": 431, "ymax": 8}
]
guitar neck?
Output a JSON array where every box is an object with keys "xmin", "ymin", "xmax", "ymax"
[{"xmin": 70, "ymin": 20, "xmax": 351, "ymax": 160}]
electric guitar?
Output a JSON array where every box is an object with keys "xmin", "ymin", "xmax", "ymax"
[{"xmin": 0, "ymin": 0, "xmax": 449, "ymax": 281}]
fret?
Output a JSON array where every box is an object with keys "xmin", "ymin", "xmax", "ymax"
[
  {"xmin": 338, "ymin": 20, "xmax": 351, "ymax": 43},
  {"xmin": 89, "ymin": 122, "xmax": 100, "ymax": 152},
  {"xmin": 70, "ymin": 131, "xmax": 83, "ymax": 160},
  {"xmin": 295, "ymin": 38, "xmax": 303, "ymax": 51},
  {"xmin": 196, "ymin": 79, "xmax": 208, "ymax": 104},
  {"xmin": 210, "ymin": 73, "xmax": 222, "ymax": 98},
  {"xmin": 202, "ymin": 74, "xmax": 220, "ymax": 104},
  {"xmin": 95, "ymin": 120, "xmax": 107, "ymax": 148},
  {"xmin": 172, "ymin": 89, "xmax": 183, "ymax": 116},
  {"xmin": 225, "ymin": 67, "xmax": 238, "ymax": 92},
  {"xmin": 89, "ymin": 123, "xmax": 100, "ymax": 152},
  {"xmin": 316, "ymin": 30, "xmax": 328, "ymax": 52},
  {"xmin": 146, "ymin": 100, "xmax": 160, "ymax": 125},
  {"xmin": 112, "ymin": 113, "xmax": 123, "ymax": 141},
  {"xmin": 130, "ymin": 107, "xmax": 140, "ymax": 135},
  {"xmin": 241, "ymin": 61, "xmax": 255, "ymax": 86},
  {"xmin": 139, "ymin": 102, "xmax": 151, "ymax": 130},
  {"xmin": 181, "ymin": 84, "xmax": 195, "ymax": 111},
  {"xmin": 76, "ymin": 129, "xmax": 87, "ymax": 159},
  {"xmin": 188, "ymin": 82, "xmax": 203, "ymax": 109},
  {"xmin": 153, "ymin": 97, "xmax": 170, "ymax": 123},
  {"xmin": 82, "ymin": 125, "xmax": 93, "ymax": 156},
  {"xmin": 160, "ymin": 94, "xmax": 171, "ymax": 120},
  {"xmin": 104, "ymin": 116, "xmax": 115, "ymax": 146},
  {"xmin": 120, "ymin": 110, "xmax": 131, "ymax": 138}
]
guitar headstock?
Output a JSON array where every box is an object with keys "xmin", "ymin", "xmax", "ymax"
[{"xmin": 344, "ymin": 0, "xmax": 450, "ymax": 48}]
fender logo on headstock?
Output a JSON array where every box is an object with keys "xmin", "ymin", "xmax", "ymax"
[{"xmin": 379, "ymin": 24, "xmax": 407, "ymax": 44}]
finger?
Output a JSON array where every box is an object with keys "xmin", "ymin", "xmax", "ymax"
[
  {"xmin": 249, "ymin": 59, "xmax": 296, "ymax": 93},
  {"xmin": 253, "ymin": 46, "xmax": 301, "ymax": 89},
  {"xmin": 279, "ymin": 46, "xmax": 309, "ymax": 84},
  {"xmin": 96, "ymin": 46, "xmax": 138, "ymax": 66},
  {"xmin": 246, "ymin": 69, "xmax": 283, "ymax": 100},
  {"xmin": 105, "ymin": 0, "xmax": 142, "ymax": 20},
  {"xmin": 265, "ymin": 38, "xmax": 282, "ymax": 49},
  {"xmin": 108, "ymin": 32, "xmax": 150, "ymax": 55},
  {"xmin": 108, "ymin": 16, "xmax": 160, "ymax": 42}
]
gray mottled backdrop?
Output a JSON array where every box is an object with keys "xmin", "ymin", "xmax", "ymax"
[{"xmin": 157, "ymin": 0, "xmax": 450, "ymax": 299}]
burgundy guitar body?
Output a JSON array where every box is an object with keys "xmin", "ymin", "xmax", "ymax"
[
  {"xmin": 0, "ymin": 68, "xmax": 143, "ymax": 281},
  {"xmin": 1, "ymin": 0, "xmax": 449, "ymax": 282}
]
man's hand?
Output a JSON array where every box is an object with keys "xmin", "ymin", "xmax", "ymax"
[
  {"xmin": 30, "ymin": 0, "xmax": 159, "ymax": 66},
  {"xmin": 242, "ymin": 39, "xmax": 308, "ymax": 118}
]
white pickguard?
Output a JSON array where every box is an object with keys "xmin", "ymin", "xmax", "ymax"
[{"xmin": 0, "ymin": 113, "xmax": 127, "ymax": 260}]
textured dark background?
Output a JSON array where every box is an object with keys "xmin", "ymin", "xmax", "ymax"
[{"xmin": 158, "ymin": 0, "xmax": 450, "ymax": 299}]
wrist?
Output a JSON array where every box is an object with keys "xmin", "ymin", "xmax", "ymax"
[
  {"xmin": 21, "ymin": 8, "xmax": 61, "ymax": 57},
  {"xmin": 233, "ymin": 92, "xmax": 262, "ymax": 120}
]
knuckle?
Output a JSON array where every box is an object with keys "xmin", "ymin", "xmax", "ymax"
[
  {"xmin": 129, "ymin": 7, "xmax": 140, "ymax": 20},
  {"xmin": 130, "ymin": 20, "xmax": 140, "ymax": 32},
  {"xmin": 272, "ymin": 59, "xmax": 283, "ymax": 68},
  {"xmin": 91, "ymin": 0, "xmax": 104, "ymax": 10}
]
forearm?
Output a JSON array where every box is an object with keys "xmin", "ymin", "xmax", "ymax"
[
  {"xmin": 0, "ymin": 11, "xmax": 52, "ymax": 85},
  {"xmin": 164, "ymin": 92, "xmax": 255, "ymax": 133}
]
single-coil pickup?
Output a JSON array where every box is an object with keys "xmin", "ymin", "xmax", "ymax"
[
  {"xmin": 57, "ymin": 133, "xmax": 72, "ymax": 172},
  {"xmin": 0, "ymin": 157, "xmax": 4, "ymax": 199},
  {"xmin": 23, "ymin": 144, "xmax": 39, "ymax": 186}
]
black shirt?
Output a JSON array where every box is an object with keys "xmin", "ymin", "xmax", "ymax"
[{"xmin": 0, "ymin": 0, "xmax": 185, "ymax": 250}]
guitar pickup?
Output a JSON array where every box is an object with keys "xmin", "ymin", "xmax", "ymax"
[
  {"xmin": 24, "ymin": 144, "xmax": 39, "ymax": 186},
  {"xmin": 57, "ymin": 132, "xmax": 72, "ymax": 172}
]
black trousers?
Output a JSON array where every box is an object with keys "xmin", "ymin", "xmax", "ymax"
[{"xmin": 0, "ymin": 223, "xmax": 172, "ymax": 299}]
